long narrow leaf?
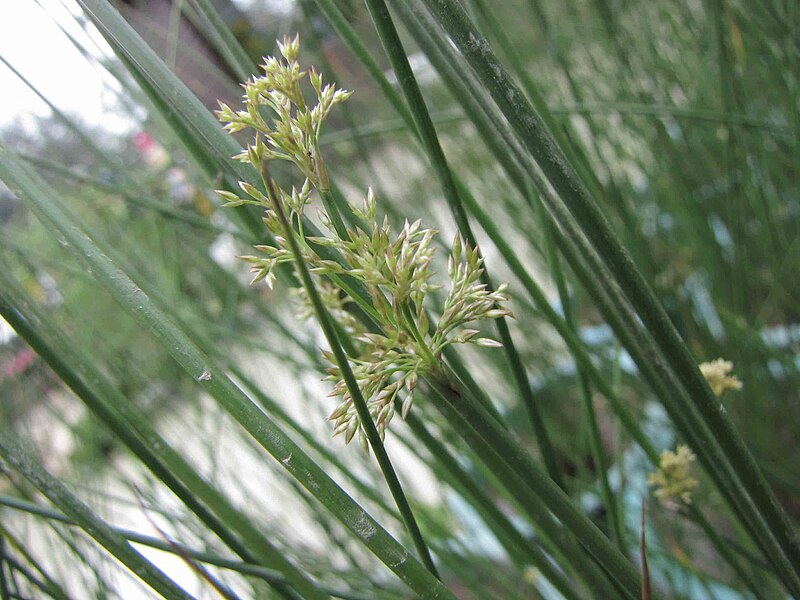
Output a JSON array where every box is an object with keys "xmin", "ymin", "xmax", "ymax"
[
  {"xmin": 0, "ymin": 145, "xmax": 455, "ymax": 600},
  {"xmin": 0, "ymin": 431, "xmax": 192, "ymax": 600}
]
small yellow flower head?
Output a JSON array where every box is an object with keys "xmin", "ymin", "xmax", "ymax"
[
  {"xmin": 699, "ymin": 358, "xmax": 742, "ymax": 396},
  {"xmin": 648, "ymin": 445, "xmax": 698, "ymax": 506}
]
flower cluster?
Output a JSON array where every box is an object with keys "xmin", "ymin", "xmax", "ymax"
[
  {"xmin": 699, "ymin": 358, "xmax": 742, "ymax": 397},
  {"xmin": 647, "ymin": 445, "xmax": 698, "ymax": 506},
  {"xmin": 218, "ymin": 37, "xmax": 511, "ymax": 450},
  {"xmin": 290, "ymin": 278, "xmax": 361, "ymax": 335},
  {"xmin": 321, "ymin": 205, "xmax": 510, "ymax": 449},
  {"xmin": 216, "ymin": 34, "xmax": 351, "ymax": 190}
]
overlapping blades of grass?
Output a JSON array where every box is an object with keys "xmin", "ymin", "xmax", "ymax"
[
  {"xmin": 0, "ymin": 145, "xmax": 455, "ymax": 600},
  {"xmin": 0, "ymin": 431, "xmax": 193, "ymax": 600},
  {"xmin": 19, "ymin": 2, "xmax": 635, "ymax": 594},
  {"xmin": 415, "ymin": 0, "xmax": 800, "ymax": 593},
  {"xmin": 0, "ymin": 266, "xmax": 319, "ymax": 599}
]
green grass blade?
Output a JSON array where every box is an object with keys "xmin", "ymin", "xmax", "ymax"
[
  {"xmin": 0, "ymin": 495, "xmax": 389, "ymax": 600},
  {"xmin": 74, "ymin": 0, "xmax": 264, "ymax": 237},
  {"xmin": 0, "ymin": 143, "xmax": 453, "ymax": 600},
  {"xmin": 0, "ymin": 269, "xmax": 315, "ymax": 599},
  {"xmin": 531, "ymin": 196, "xmax": 626, "ymax": 553},
  {"xmin": 230, "ymin": 368, "xmax": 400, "ymax": 519},
  {"xmin": 427, "ymin": 378, "xmax": 638, "ymax": 599},
  {"xmin": 418, "ymin": 2, "xmax": 800, "ymax": 592},
  {"xmin": 310, "ymin": 0, "xmax": 415, "ymax": 129},
  {"xmin": 0, "ymin": 432, "xmax": 192, "ymax": 600},
  {"xmin": 403, "ymin": 413, "xmax": 583, "ymax": 600},
  {"xmin": 185, "ymin": 0, "xmax": 257, "ymax": 81},
  {"xmin": 0, "ymin": 525, "xmax": 71, "ymax": 600},
  {"xmin": 364, "ymin": 0, "xmax": 564, "ymax": 489}
]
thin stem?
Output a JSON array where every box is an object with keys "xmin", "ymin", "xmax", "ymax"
[
  {"xmin": 364, "ymin": 0, "xmax": 564, "ymax": 490},
  {"xmin": 532, "ymin": 192, "xmax": 626, "ymax": 553},
  {"xmin": 0, "ymin": 267, "xmax": 309, "ymax": 600},
  {"xmin": 319, "ymin": 187, "xmax": 350, "ymax": 241},
  {"xmin": 400, "ymin": 303, "xmax": 437, "ymax": 366},
  {"xmin": 401, "ymin": 414, "xmax": 583, "ymax": 600},
  {"xmin": 0, "ymin": 432, "xmax": 193, "ymax": 600},
  {"xmin": 426, "ymin": 374, "xmax": 639, "ymax": 599},
  {"xmin": 260, "ymin": 166, "xmax": 440, "ymax": 579},
  {"xmin": 0, "ymin": 496, "xmax": 386, "ymax": 600},
  {"xmin": 420, "ymin": 3, "xmax": 800, "ymax": 592}
]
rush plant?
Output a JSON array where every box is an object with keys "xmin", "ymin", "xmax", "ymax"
[
  {"xmin": 217, "ymin": 37, "xmax": 511, "ymax": 448},
  {"xmin": 0, "ymin": 0, "xmax": 797, "ymax": 598}
]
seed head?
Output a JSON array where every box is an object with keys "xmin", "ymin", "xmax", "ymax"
[
  {"xmin": 218, "ymin": 37, "xmax": 511, "ymax": 449},
  {"xmin": 648, "ymin": 445, "xmax": 698, "ymax": 506},
  {"xmin": 699, "ymin": 358, "xmax": 742, "ymax": 397}
]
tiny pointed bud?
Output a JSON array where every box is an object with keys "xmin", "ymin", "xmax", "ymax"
[
  {"xmin": 328, "ymin": 403, "xmax": 348, "ymax": 420},
  {"xmin": 474, "ymin": 338, "xmax": 503, "ymax": 348},
  {"xmin": 222, "ymin": 199, "xmax": 248, "ymax": 208},
  {"xmin": 452, "ymin": 234, "xmax": 462, "ymax": 261},
  {"xmin": 401, "ymin": 393, "xmax": 414, "ymax": 419},
  {"xmin": 344, "ymin": 421, "xmax": 358, "ymax": 444},
  {"xmin": 249, "ymin": 269, "xmax": 268, "ymax": 285},
  {"xmin": 216, "ymin": 190, "xmax": 241, "ymax": 202}
]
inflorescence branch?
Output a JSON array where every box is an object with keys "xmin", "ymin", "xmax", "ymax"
[{"xmin": 217, "ymin": 35, "xmax": 511, "ymax": 450}]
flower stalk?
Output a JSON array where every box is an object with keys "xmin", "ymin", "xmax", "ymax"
[
  {"xmin": 257, "ymin": 157, "xmax": 440, "ymax": 577},
  {"xmin": 217, "ymin": 35, "xmax": 516, "ymax": 581},
  {"xmin": 217, "ymin": 36, "xmax": 510, "ymax": 448}
]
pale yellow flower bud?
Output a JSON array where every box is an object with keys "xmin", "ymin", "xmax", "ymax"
[
  {"xmin": 699, "ymin": 358, "xmax": 742, "ymax": 396},
  {"xmin": 648, "ymin": 445, "xmax": 698, "ymax": 506}
]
